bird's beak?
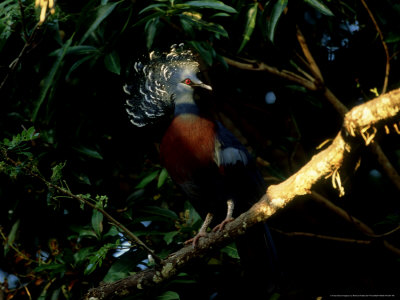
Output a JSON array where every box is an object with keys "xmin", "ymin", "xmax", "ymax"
[{"xmin": 199, "ymin": 83, "xmax": 212, "ymax": 91}]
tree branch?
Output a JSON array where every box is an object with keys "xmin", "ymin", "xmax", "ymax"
[
  {"xmin": 84, "ymin": 88, "xmax": 400, "ymax": 300},
  {"xmin": 360, "ymin": 0, "xmax": 390, "ymax": 94}
]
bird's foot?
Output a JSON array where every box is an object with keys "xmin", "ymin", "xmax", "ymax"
[
  {"xmin": 212, "ymin": 217, "xmax": 234, "ymax": 232},
  {"xmin": 184, "ymin": 231, "xmax": 207, "ymax": 247}
]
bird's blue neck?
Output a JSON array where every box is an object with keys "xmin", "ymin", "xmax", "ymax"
[{"xmin": 174, "ymin": 103, "xmax": 200, "ymax": 116}]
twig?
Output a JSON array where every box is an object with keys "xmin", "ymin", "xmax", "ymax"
[
  {"xmin": 310, "ymin": 191, "xmax": 400, "ymax": 255},
  {"xmin": 18, "ymin": 0, "xmax": 29, "ymax": 40},
  {"xmin": 360, "ymin": 0, "xmax": 390, "ymax": 94},
  {"xmin": 1, "ymin": 152, "xmax": 161, "ymax": 264},
  {"xmin": 223, "ymin": 56, "xmax": 318, "ymax": 91},
  {"xmin": 272, "ymin": 228, "xmax": 372, "ymax": 245},
  {"xmin": 0, "ymin": 7, "xmax": 53, "ymax": 92},
  {"xmin": 296, "ymin": 26, "xmax": 324, "ymax": 86}
]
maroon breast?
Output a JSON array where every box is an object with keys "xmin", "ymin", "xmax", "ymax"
[{"xmin": 160, "ymin": 115, "xmax": 216, "ymax": 183}]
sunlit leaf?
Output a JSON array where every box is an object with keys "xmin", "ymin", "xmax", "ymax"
[
  {"xmin": 267, "ymin": 0, "xmax": 288, "ymax": 42},
  {"xmin": 303, "ymin": 0, "xmax": 334, "ymax": 16},
  {"xmin": 238, "ymin": 3, "xmax": 258, "ymax": 53}
]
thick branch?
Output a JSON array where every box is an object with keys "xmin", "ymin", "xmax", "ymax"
[{"xmin": 84, "ymin": 88, "xmax": 400, "ymax": 300}]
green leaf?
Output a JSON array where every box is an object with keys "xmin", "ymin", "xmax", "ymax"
[
  {"xmin": 73, "ymin": 146, "xmax": 103, "ymax": 160},
  {"xmin": 156, "ymin": 291, "xmax": 180, "ymax": 300},
  {"xmin": 188, "ymin": 41, "xmax": 215, "ymax": 66},
  {"xmin": 157, "ymin": 168, "xmax": 169, "ymax": 188},
  {"xmin": 34, "ymin": 262, "xmax": 67, "ymax": 273},
  {"xmin": 103, "ymin": 251, "xmax": 147, "ymax": 282},
  {"xmin": 92, "ymin": 209, "xmax": 104, "ymax": 237},
  {"xmin": 238, "ymin": 3, "xmax": 258, "ymax": 52},
  {"xmin": 303, "ymin": 0, "xmax": 334, "ymax": 17},
  {"xmin": 104, "ymin": 51, "xmax": 121, "ymax": 75},
  {"xmin": 73, "ymin": 246, "xmax": 96, "ymax": 265},
  {"xmin": 32, "ymin": 37, "xmax": 72, "ymax": 121},
  {"xmin": 267, "ymin": 0, "xmax": 288, "ymax": 42},
  {"xmin": 184, "ymin": 201, "xmax": 202, "ymax": 226},
  {"xmin": 139, "ymin": 206, "xmax": 178, "ymax": 220},
  {"xmin": 80, "ymin": 2, "xmax": 120, "ymax": 44},
  {"xmin": 135, "ymin": 170, "xmax": 160, "ymax": 189},
  {"xmin": 163, "ymin": 231, "xmax": 179, "ymax": 245},
  {"xmin": 145, "ymin": 17, "xmax": 160, "ymax": 49},
  {"xmin": 139, "ymin": 3, "xmax": 168, "ymax": 14},
  {"xmin": 70, "ymin": 225, "xmax": 98, "ymax": 239},
  {"xmin": 66, "ymin": 55, "xmax": 96, "ymax": 80},
  {"xmin": 50, "ymin": 161, "xmax": 66, "ymax": 184},
  {"xmin": 104, "ymin": 226, "xmax": 120, "ymax": 238},
  {"xmin": 184, "ymin": 1, "xmax": 237, "ymax": 13},
  {"xmin": 4, "ymin": 219, "xmax": 19, "ymax": 255},
  {"xmin": 133, "ymin": 11, "xmax": 165, "ymax": 28},
  {"xmin": 221, "ymin": 243, "xmax": 239, "ymax": 259}
]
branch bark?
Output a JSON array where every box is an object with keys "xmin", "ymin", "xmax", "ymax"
[{"xmin": 84, "ymin": 88, "xmax": 400, "ymax": 300}]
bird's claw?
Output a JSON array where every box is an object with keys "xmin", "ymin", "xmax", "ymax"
[
  {"xmin": 212, "ymin": 217, "xmax": 234, "ymax": 232},
  {"xmin": 184, "ymin": 231, "xmax": 207, "ymax": 247}
]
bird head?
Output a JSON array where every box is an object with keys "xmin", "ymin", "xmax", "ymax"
[{"xmin": 125, "ymin": 44, "xmax": 212, "ymax": 127}]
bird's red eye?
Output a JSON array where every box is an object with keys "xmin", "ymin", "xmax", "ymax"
[{"xmin": 184, "ymin": 78, "xmax": 192, "ymax": 85}]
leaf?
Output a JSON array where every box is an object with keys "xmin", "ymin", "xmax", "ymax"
[
  {"xmin": 135, "ymin": 170, "xmax": 159, "ymax": 189},
  {"xmin": 70, "ymin": 225, "xmax": 98, "ymax": 239},
  {"xmin": 184, "ymin": 1, "xmax": 237, "ymax": 13},
  {"xmin": 163, "ymin": 231, "xmax": 179, "ymax": 245},
  {"xmin": 73, "ymin": 246, "xmax": 96, "ymax": 265},
  {"xmin": 188, "ymin": 41, "xmax": 215, "ymax": 66},
  {"xmin": 144, "ymin": 17, "xmax": 160, "ymax": 49},
  {"xmin": 4, "ymin": 219, "xmax": 20, "ymax": 255},
  {"xmin": 157, "ymin": 168, "xmax": 169, "ymax": 188},
  {"xmin": 267, "ymin": 0, "xmax": 288, "ymax": 43},
  {"xmin": 104, "ymin": 226, "xmax": 120, "ymax": 238},
  {"xmin": 139, "ymin": 206, "xmax": 178, "ymax": 220},
  {"xmin": 91, "ymin": 209, "xmax": 104, "ymax": 237},
  {"xmin": 103, "ymin": 250, "xmax": 147, "ymax": 282},
  {"xmin": 221, "ymin": 243, "xmax": 239, "ymax": 259},
  {"xmin": 139, "ymin": 3, "xmax": 168, "ymax": 14},
  {"xmin": 104, "ymin": 51, "xmax": 121, "ymax": 75},
  {"xmin": 66, "ymin": 55, "xmax": 96, "ymax": 80},
  {"xmin": 50, "ymin": 161, "xmax": 66, "ymax": 184},
  {"xmin": 303, "ymin": 0, "xmax": 334, "ymax": 17},
  {"xmin": 32, "ymin": 37, "xmax": 72, "ymax": 121},
  {"xmin": 156, "ymin": 291, "xmax": 180, "ymax": 300},
  {"xmin": 238, "ymin": 3, "xmax": 258, "ymax": 53},
  {"xmin": 79, "ymin": 2, "xmax": 120, "ymax": 44},
  {"xmin": 73, "ymin": 146, "xmax": 103, "ymax": 160}
]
